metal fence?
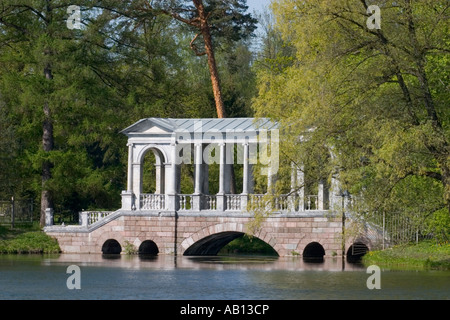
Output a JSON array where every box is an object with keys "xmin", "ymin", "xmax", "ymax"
[
  {"xmin": 333, "ymin": 195, "xmax": 438, "ymax": 248},
  {"xmin": 0, "ymin": 199, "xmax": 34, "ymax": 226},
  {"xmin": 366, "ymin": 212, "xmax": 434, "ymax": 247}
]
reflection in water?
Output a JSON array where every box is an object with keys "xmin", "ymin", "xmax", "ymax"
[
  {"xmin": 138, "ymin": 254, "xmax": 158, "ymax": 262},
  {"xmin": 45, "ymin": 253, "xmax": 365, "ymax": 272},
  {"xmin": 1, "ymin": 253, "xmax": 448, "ymax": 300},
  {"xmin": 101, "ymin": 254, "xmax": 121, "ymax": 260}
]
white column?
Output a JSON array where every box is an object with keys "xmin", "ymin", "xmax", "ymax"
[
  {"xmin": 217, "ymin": 142, "xmax": 226, "ymax": 211},
  {"xmin": 122, "ymin": 142, "xmax": 135, "ymax": 210},
  {"xmin": 127, "ymin": 143, "xmax": 133, "ymax": 192},
  {"xmin": 242, "ymin": 143, "xmax": 249, "ymax": 194},
  {"xmin": 297, "ymin": 166, "xmax": 305, "ymax": 210},
  {"xmin": 193, "ymin": 143, "xmax": 202, "ymax": 210},
  {"xmin": 290, "ymin": 162, "xmax": 296, "ymax": 193},
  {"xmin": 318, "ymin": 179, "xmax": 329, "ymax": 210},
  {"xmin": 241, "ymin": 142, "xmax": 250, "ymax": 211},
  {"xmin": 194, "ymin": 143, "xmax": 202, "ymax": 195},
  {"xmin": 218, "ymin": 142, "xmax": 226, "ymax": 195},
  {"xmin": 288, "ymin": 162, "xmax": 296, "ymax": 212},
  {"xmin": 170, "ymin": 142, "xmax": 177, "ymax": 195},
  {"xmin": 329, "ymin": 172, "xmax": 340, "ymax": 211},
  {"xmin": 166, "ymin": 142, "xmax": 178, "ymax": 211}
]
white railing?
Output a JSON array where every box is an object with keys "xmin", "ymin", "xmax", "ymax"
[
  {"xmin": 274, "ymin": 195, "xmax": 290, "ymax": 211},
  {"xmin": 226, "ymin": 195, "xmax": 242, "ymax": 211},
  {"xmin": 179, "ymin": 195, "xmax": 193, "ymax": 211},
  {"xmin": 204, "ymin": 195, "xmax": 217, "ymax": 210},
  {"xmin": 133, "ymin": 193, "xmax": 325, "ymax": 213},
  {"xmin": 246, "ymin": 194, "xmax": 323, "ymax": 212},
  {"xmin": 249, "ymin": 194, "xmax": 265, "ymax": 209},
  {"xmin": 80, "ymin": 211, "xmax": 114, "ymax": 226},
  {"xmin": 305, "ymin": 195, "xmax": 318, "ymax": 210},
  {"xmin": 137, "ymin": 193, "xmax": 322, "ymax": 212},
  {"xmin": 141, "ymin": 194, "xmax": 166, "ymax": 210}
]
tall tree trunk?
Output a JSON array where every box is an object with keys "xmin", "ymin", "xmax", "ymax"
[
  {"xmin": 193, "ymin": 0, "xmax": 226, "ymax": 119},
  {"xmin": 40, "ymin": 63, "xmax": 54, "ymax": 227},
  {"xmin": 40, "ymin": 1, "xmax": 55, "ymax": 227},
  {"xmin": 193, "ymin": 0, "xmax": 237, "ymax": 194}
]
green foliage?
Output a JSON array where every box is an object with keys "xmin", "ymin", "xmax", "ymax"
[
  {"xmin": 149, "ymin": 0, "xmax": 258, "ymax": 46},
  {"xmin": 363, "ymin": 240, "xmax": 450, "ymax": 270},
  {"xmin": 424, "ymin": 208, "xmax": 450, "ymax": 243},
  {"xmin": 0, "ymin": 1, "xmax": 258, "ymax": 218},
  {"xmin": 0, "ymin": 226, "xmax": 60, "ymax": 254},
  {"xmin": 252, "ymin": 0, "xmax": 450, "ymax": 232},
  {"xmin": 123, "ymin": 240, "xmax": 138, "ymax": 255},
  {"xmin": 219, "ymin": 235, "xmax": 278, "ymax": 255}
]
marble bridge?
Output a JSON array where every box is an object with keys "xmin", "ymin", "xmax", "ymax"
[{"xmin": 44, "ymin": 118, "xmax": 378, "ymax": 258}]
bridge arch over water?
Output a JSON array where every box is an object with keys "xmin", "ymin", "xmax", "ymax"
[
  {"xmin": 180, "ymin": 222, "xmax": 279, "ymax": 256},
  {"xmin": 102, "ymin": 239, "xmax": 122, "ymax": 254},
  {"xmin": 45, "ymin": 118, "xmax": 386, "ymax": 259}
]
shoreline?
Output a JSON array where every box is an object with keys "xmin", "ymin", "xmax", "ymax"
[{"xmin": 362, "ymin": 240, "xmax": 450, "ymax": 271}]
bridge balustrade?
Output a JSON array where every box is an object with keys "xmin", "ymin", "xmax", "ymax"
[
  {"xmin": 135, "ymin": 193, "xmax": 325, "ymax": 213},
  {"xmin": 79, "ymin": 211, "xmax": 114, "ymax": 226},
  {"xmin": 140, "ymin": 194, "xmax": 165, "ymax": 210},
  {"xmin": 204, "ymin": 195, "xmax": 217, "ymax": 210},
  {"xmin": 226, "ymin": 195, "xmax": 242, "ymax": 211},
  {"xmin": 179, "ymin": 195, "xmax": 193, "ymax": 211}
]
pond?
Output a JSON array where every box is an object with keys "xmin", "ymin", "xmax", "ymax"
[{"xmin": 0, "ymin": 253, "xmax": 448, "ymax": 300}]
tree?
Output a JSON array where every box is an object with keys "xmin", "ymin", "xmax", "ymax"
[
  {"xmin": 0, "ymin": 1, "xmax": 258, "ymax": 224},
  {"xmin": 253, "ymin": 1, "xmax": 449, "ymax": 221},
  {"xmin": 0, "ymin": 95, "xmax": 20, "ymax": 198},
  {"xmin": 136, "ymin": 0, "xmax": 257, "ymax": 118},
  {"xmin": 0, "ymin": 1, "xmax": 137, "ymax": 225},
  {"xmin": 134, "ymin": 1, "xmax": 257, "ymax": 194}
]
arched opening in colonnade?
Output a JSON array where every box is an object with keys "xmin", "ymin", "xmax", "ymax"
[
  {"xmin": 141, "ymin": 148, "xmax": 166, "ymax": 195},
  {"xmin": 121, "ymin": 118, "xmax": 335, "ymax": 213}
]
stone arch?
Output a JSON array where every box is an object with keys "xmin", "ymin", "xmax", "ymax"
[
  {"xmin": 95, "ymin": 230, "xmax": 126, "ymax": 254},
  {"xmin": 138, "ymin": 240, "xmax": 159, "ymax": 255},
  {"xmin": 101, "ymin": 239, "xmax": 122, "ymax": 254},
  {"xmin": 295, "ymin": 238, "xmax": 328, "ymax": 257},
  {"xmin": 302, "ymin": 241, "xmax": 325, "ymax": 261},
  {"xmin": 137, "ymin": 144, "xmax": 167, "ymax": 165},
  {"xmin": 180, "ymin": 222, "xmax": 280, "ymax": 256},
  {"xmin": 138, "ymin": 145, "xmax": 167, "ymax": 195},
  {"xmin": 346, "ymin": 241, "xmax": 369, "ymax": 262}
]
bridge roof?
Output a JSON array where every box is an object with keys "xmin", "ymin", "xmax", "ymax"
[{"xmin": 121, "ymin": 117, "xmax": 279, "ymax": 136}]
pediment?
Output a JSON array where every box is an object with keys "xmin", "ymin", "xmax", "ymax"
[
  {"xmin": 120, "ymin": 118, "xmax": 176, "ymax": 136},
  {"xmin": 142, "ymin": 125, "xmax": 171, "ymax": 134}
]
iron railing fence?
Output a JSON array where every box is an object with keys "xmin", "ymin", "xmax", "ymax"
[
  {"xmin": 365, "ymin": 212, "xmax": 435, "ymax": 247},
  {"xmin": 337, "ymin": 195, "xmax": 438, "ymax": 247},
  {"xmin": 0, "ymin": 199, "xmax": 34, "ymax": 226}
]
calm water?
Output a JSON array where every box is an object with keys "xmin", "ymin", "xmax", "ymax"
[{"xmin": 0, "ymin": 254, "xmax": 448, "ymax": 300}]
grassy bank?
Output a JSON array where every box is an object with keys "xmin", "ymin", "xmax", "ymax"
[
  {"xmin": 362, "ymin": 240, "xmax": 450, "ymax": 271},
  {"xmin": 0, "ymin": 225, "xmax": 60, "ymax": 254}
]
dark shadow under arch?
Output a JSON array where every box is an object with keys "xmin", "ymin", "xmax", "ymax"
[
  {"xmin": 102, "ymin": 239, "xmax": 121, "ymax": 254},
  {"xmin": 139, "ymin": 240, "xmax": 159, "ymax": 255},
  {"xmin": 303, "ymin": 242, "xmax": 325, "ymax": 262},
  {"xmin": 347, "ymin": 242, "xmax": 369, "ymax": 262},
  {"xmin": 183, "ymin": 232, "xmax": 279, "ymax": 256}
]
